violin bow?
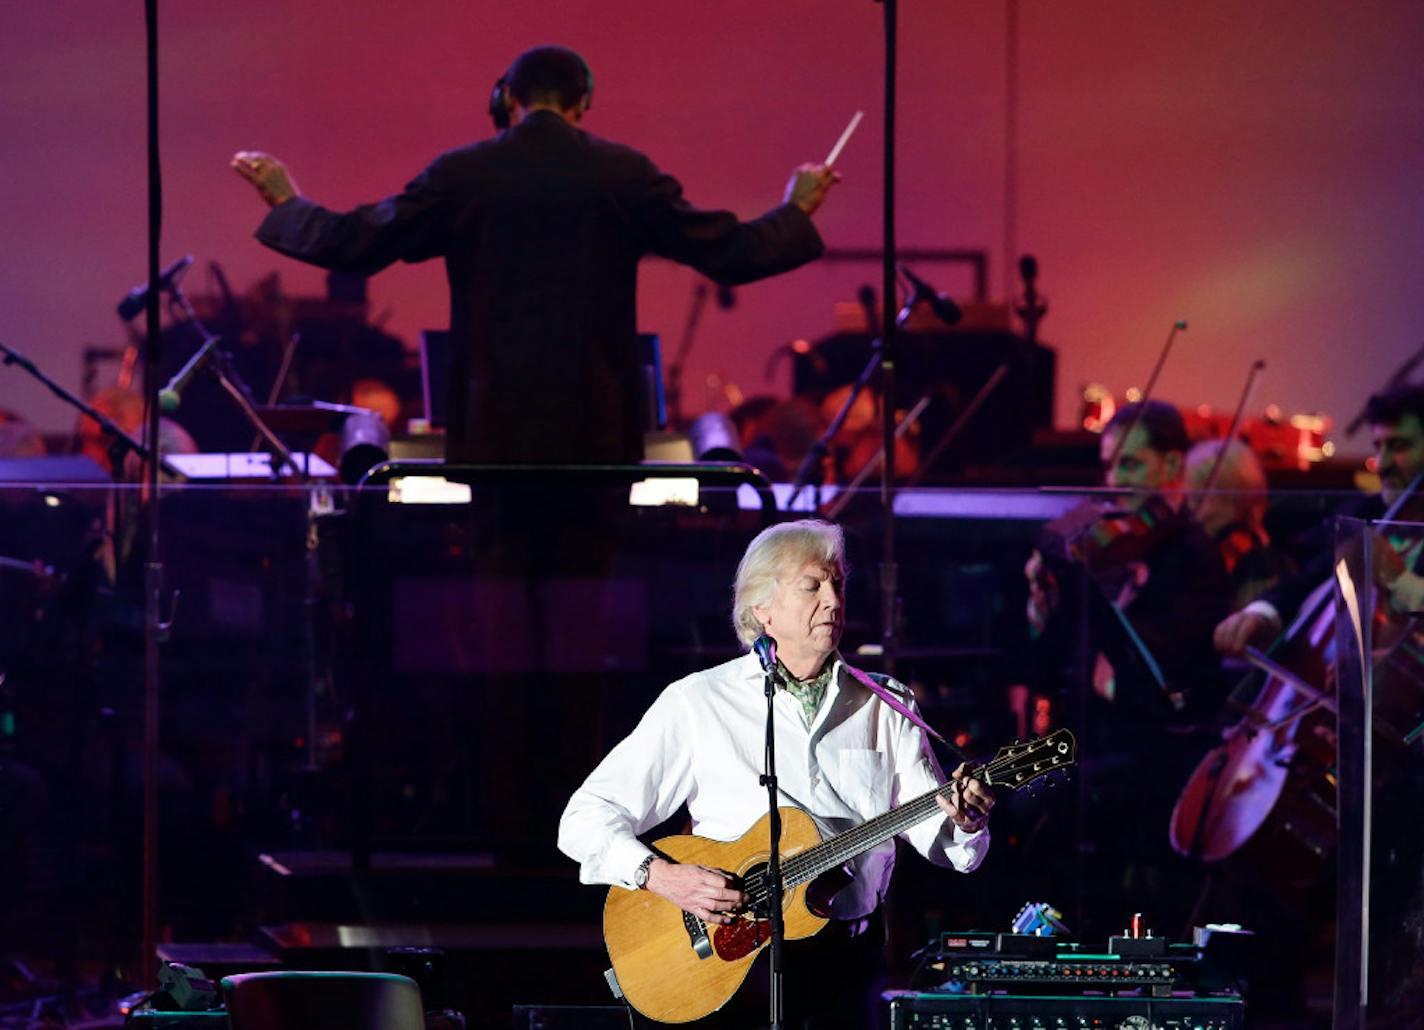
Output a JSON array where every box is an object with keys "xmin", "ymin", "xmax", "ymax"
[
  {"xmin": 1188, "ymin": 359, "xmax": 1266, "ymax": 521},
  {"xmin": 1103, "ymin": 319, "xmax": 1188, "ymax": 472}
]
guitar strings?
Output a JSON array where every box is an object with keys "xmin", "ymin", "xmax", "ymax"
[{"xmin": 739, "ymin": 736, "xmax": 1071, "ymax": 912}]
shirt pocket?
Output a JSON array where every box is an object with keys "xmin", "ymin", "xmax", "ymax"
[{"xmin": 834, "ymin": 748, "xmax": 891, "ymax": 816}]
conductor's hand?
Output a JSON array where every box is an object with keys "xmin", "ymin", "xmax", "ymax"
[
  {"xmin": 784, "ymin": 162, "xmax": 842, "ymax": 217},
  {"xmin": 1212, "ymin": 608, "xmax": 1277, "ymax": 656},
  {"xmin": 645, "ymin": 858, "xmax": 748, "ymax": 926},
  {"xmin": 936, "ymin": 762, "xmax": 995, "ymax": 833},
  {"xmin": 231, "ymin": 150, "xmax": 300, "ymax": 208}
]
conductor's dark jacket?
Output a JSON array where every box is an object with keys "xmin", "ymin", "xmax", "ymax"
[{"xmin": 255, "ymin": 111, "xmax": 825, "ymax": 463}]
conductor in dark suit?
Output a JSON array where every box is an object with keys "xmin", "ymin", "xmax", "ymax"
[{"xmin": 232, "ymin": 45, "xmax": 839, "ymax": 464}]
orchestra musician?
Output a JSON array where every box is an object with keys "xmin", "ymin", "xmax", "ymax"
[
  {"xmin": 1025, "ymin": 400, "xmax": 1231, "ymax": 938},
  {"xmin": 558, "ymin": 519, "xmax": 995, "ymax": 1029},
  {"xmin": 1213, "ymin": 382, "xmax": 1424, "ymax": 655},
  {"xmin": 231, "ymin": 45, "xmax": 839, "ymax": 465},
  {"xmin": 1029, "ymin": 400, "xmax": 1229, "ymax": 718},
  {"xmin": 1183, "ymin": 437, "xmax": 1295, "ymax": 611},
  {"xmin": 1209, "ymin": 382, "xmax": 1424, "ymax": 1019}
]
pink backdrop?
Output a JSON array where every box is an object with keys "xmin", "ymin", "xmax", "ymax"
[{"xmin": 3, "ymin": 1, "xmax": 1421, "ymax": 456}]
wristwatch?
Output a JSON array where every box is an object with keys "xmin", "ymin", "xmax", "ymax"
[{"xmin": 633, "ymin": 854, "xmax": 656, "ymax": 890}]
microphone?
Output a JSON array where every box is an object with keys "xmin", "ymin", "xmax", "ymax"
[
  {"xmin": 752, "ymin": 635, "xmax": 779, "ymax": 676},
  {"xmin": 158, "ymin": 335, "xmax": 222, "ymax": 412},
  {"xmin": 117, "ymin": 254, "xmax": 194, "ymax": 321},
  {"xmin": 900, "ymin": 265, "xmax": 962, "ymax": 327},
  {"xmin": 1018, "ymin": 254, "xmax": 1038, "ymax": 284}
]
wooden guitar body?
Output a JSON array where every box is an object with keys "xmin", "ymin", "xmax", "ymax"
[
  {"xmin": 603, "ymin": 806, "xmax": 825, "ymax": 1024},
  {"xmin": 600, "ymin": 728, "xmax": 1076, "ymax": 1023}
]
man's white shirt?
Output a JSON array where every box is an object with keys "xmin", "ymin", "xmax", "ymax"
[{"xmin": 558, "ymin": 651, "xmax": 989, "ymax": 920}]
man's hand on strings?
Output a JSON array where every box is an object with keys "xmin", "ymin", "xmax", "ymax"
[
  {"xmin": 231, "ymin": 151, "xmax": 301, "ymax": 208},
  {"xmin": 936, "ymin": 763, "xmax": 995, "ymax": 833},
  {"xmin": 646, "ymin": 859, "xmax": 748, "ymax": 925}
]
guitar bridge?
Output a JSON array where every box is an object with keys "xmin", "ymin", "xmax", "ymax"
[{"xmin": 683, "ymin": 911, "xmax": 713, "ymax": 959}]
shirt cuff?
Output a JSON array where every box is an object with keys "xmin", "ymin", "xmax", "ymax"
[
  {"xmin": 1390, "ymin": 570, "xmax": 1424, "ymax": 614},
  {"xmin": 608, "ymin": 839, "xmax": 656, "ymax": 891},
  {"xmin": 1242, "ymin": 599, "xmax": 1282, "ymax": 629},
  {"xmin": 952, "ymin": 823, "xmax": 988, "ymax": 843}
]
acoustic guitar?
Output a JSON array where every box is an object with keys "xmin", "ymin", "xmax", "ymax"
[{"xmin": 603, "ymin": 728, "xmax": 1077, "ymax": 1023}]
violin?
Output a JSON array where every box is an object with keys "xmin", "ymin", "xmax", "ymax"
[{"xmin": 1067, "ymin": 493, "xmax": 1184, "ymax": 581}]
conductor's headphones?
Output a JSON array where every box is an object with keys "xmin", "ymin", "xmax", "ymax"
[{"xmin": 488, "ymin": 50, "xmax": 594, "ymax": 131}]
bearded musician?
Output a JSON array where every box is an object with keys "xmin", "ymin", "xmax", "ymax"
[
  {"xmin": 1209, "ymin": 383, "xmax": 1424, "ymax": 1019},
  {"xmin": 1214, "ymin": 383, "xmax": 1424, "ymax": 657}
]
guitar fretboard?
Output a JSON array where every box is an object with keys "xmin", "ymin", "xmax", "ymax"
[{"xmin": 764, "ymin": 731, "xmax": 1074, "ymax": 892}]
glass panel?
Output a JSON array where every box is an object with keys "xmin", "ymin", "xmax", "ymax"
[
  {"xmin": 0, "ymin": 471, "xmax": 1384, "ymax": 1025},
  {"xmin": 1334, "ymin": 515, "xmax": 1424, "ymax": 1028}
]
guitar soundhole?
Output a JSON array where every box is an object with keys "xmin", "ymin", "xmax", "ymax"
[{"xmin": 712, "ymin": 917, "xmax": 772, "ymax": 961}]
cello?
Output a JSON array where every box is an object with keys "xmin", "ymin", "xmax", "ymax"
[{"xmin": 1169, "ymin": 466, "xmax": 1424, "ymax": 879}]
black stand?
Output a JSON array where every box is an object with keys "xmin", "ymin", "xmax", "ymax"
[
  {"xmin": 166, "ymin": 288, "xmax": 308, "ymax": 480},
  {"xmin": 0, "ymin": 342, "xmax": 183, "ymax": 480},
  {"xmin": 140, "ymin": 0, "xmax": 166, "ymax": 988},
  {"xmin": 759, "ymin": 657, "xmax": 786, "ymax": 1029},
  {"xmin": 786, "ymin": 345, "xmax": 875, "ymax": 510},
  {"xmin": 787, "ymin": 293, "xmax": 922, "ymax": 512},
  {"xmin": 877, "ymin": 0, "xmax": 901, "ymax": 679}
]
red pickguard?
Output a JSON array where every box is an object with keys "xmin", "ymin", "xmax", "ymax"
[{"xmin": 712, "ymin": 918, "xmax": 773, "ymax": 960}]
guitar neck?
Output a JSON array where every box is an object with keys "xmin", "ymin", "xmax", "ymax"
[
  {"xmin": 782, "ymin": 764, "xmax": 985, "ymax": 888},
  {"xmin": 761, "ymin": 730, "xmax": 1073, "ymax": 890}
]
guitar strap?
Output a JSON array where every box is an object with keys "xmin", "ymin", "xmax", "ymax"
[{"xmin": 841, "ymin": 661, "xmax": 949, "ymax": 747}]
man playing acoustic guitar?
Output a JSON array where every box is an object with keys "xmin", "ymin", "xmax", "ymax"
[{"xmin": 559, "ymin": 519, "xmax": 995, "ymax": 1027}]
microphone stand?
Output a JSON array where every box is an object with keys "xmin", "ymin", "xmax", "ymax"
[
  {"xmin": 167, "ymin": 287, "xmax": 308, "ymax": 481},
  {"xmin": 877, "ymin": 0, "xmax": 901, "ymax": 680},
  {"xmin": 787, "ymin": 301, "xmax": 915, "ymax": 511},
  {"xmin": 0, "ymin": 342, "xmax": 183, "ymax": 480},
  {"xmin": 666, "ymin": 282, "xmax": 709, "ymax": 430},
  {"xmin": 759, "ymin": 654, "xmax": 786, "ymax": 1030}
]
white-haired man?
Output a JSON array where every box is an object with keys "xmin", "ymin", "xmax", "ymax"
[{"xmin": 558, "ymin": 518, "xmax": 993, "ymax": 1028}]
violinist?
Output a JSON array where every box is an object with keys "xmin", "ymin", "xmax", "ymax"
[
  {"xmin": 1183, "ymin": 437, "xmax": 1295, "ymax": 612},
  {"xmin": 1026, "ymin": 400, "xmax": 1230, "ymax": 939},
  {"xmin": 1029, "ymin": 400, "xmax": 1229, "ymax": 720}
]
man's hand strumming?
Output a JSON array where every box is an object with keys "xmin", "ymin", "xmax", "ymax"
[{"xmin": 646, "ymin": 858, "xmax": 748, "ymax": 926}]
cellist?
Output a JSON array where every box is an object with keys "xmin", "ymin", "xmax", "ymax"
[
  {"xmin": 1213, "ymin": 383, "xmax": 1424, "ymax": 657},
  {"xmin": 1209, "ymin": 382, "xmax": 1424, "ymax": 1018}
]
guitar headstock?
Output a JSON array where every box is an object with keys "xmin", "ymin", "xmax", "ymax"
[{"xmin": 980, "ymin": 728, "xmax": 1077, "ymax": 790}]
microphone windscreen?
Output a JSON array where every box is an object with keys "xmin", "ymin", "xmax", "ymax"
[{"xmin": 752, "ymin": 634, "xmax": 778, "ymax": 674}]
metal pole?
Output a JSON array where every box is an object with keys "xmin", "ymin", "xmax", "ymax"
[
  {"xmin": 878, "ymin": 0, "xmax": 899, "ymax": 679},
  {"xmin": 140, "ymin": 0, "xmax": 164, "ymax": 990}
]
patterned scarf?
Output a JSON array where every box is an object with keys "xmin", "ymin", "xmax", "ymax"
[{"xmin": 779, "ymin": 657, "xmax": 836, "ymax": 723}]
